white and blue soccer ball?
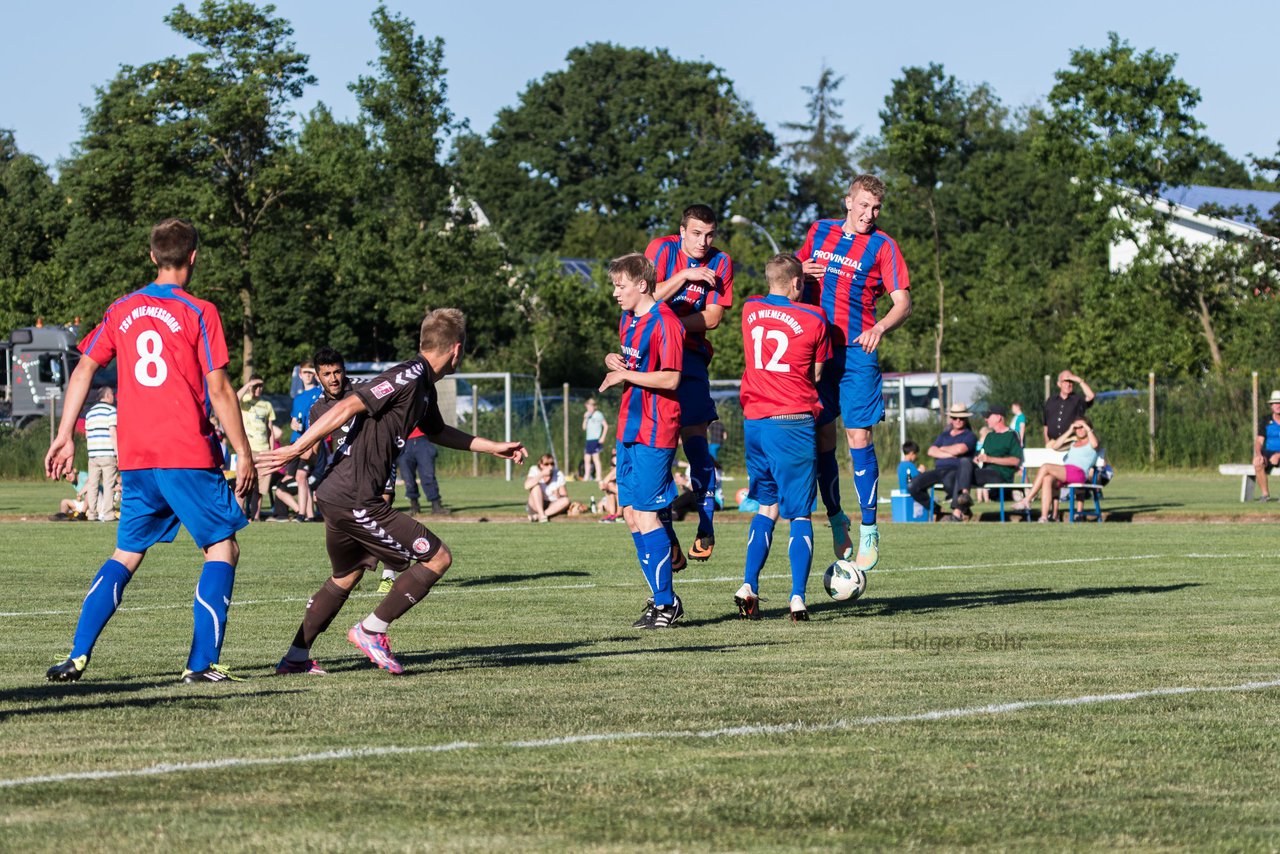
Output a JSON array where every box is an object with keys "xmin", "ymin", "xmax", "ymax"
[{"xmin": 823, "ymin": 559, "xmax": 867, "ymax": 602}]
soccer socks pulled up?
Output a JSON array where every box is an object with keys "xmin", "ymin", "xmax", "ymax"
[
  {"xmin": 70, "ymin": 559, "xmax": 133, "ymax": 661},
  {"xmin": 742, "ymin": 514, "xmax": 776, "ymax": 593},
  {"xmin": 817, "ymin": 448, "xmax": 842, "ymax": 517},
  {"xmin": 656, "ymin": 507, "xmax": 677, "ymax": 545},
  {"xmin": 849, "ymin": 444, "xmax": 879, "ymax": 526},
  {"xmin": 291, "ymin": 578, "xmax": 352, "ymax": 653},
  {"xmin": 788, "ymin": 518, "xmax": 815, "ymax": 600},
  {"xmin": 372, "ymin": 563, "xmax": 445, "ymax": 625},
  {"xmin": 683, "ymin": 434, "xmax": 717, "ymax": 535},
  {"xmin": 641, "ymin": 528, "xmax": 675, "ymax": 606},
  {"xmin": 188, "ymin": 561, "xmax": 235, "ymax": 672}
]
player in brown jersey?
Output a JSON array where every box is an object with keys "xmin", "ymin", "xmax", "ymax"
[{"xmin": 257, "ymin": 309, "xmax": 527, "ymax": 675}]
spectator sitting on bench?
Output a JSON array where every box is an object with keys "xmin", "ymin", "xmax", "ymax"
[
  {"xmin": 951, "ymin": 404, "xmax": 1024, "ymax": 513},
  {"xmin": 908, "ymin": 403, "xmax": 978, "ymax": 521},
  {"xmin": 1013, "ymin": 417, "xmax": 1100, "ymax": 522},
  {"xmin": 1252, "ymin": 390, "xmax": 1280, "ymax": 502}
]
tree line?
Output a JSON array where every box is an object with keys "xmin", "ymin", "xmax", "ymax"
[{"xmin": 1, "ymin": 3, "xmax": 1278, "ymax": 394}]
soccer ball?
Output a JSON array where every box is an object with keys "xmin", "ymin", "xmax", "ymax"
[{"xmin": 823, "ymin": 559, "xmax": 867, "ymax": 602}]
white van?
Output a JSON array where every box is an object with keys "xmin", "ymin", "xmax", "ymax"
[{"xmin": 882, "ymin": 372, "xmax": 990, "ymax": 422}]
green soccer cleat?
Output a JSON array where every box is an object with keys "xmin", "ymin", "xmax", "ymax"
[
  {"xmin": 377, "ymin": 577, "xmax": 394, "ymax": 594},
  {"xmin": 855, "ymin": 523, "xmax": 879, "ymax": 573},
  {"xmin": 46, "ymin": 655, "xmax": 88, "ymax": 682},
  {"xmin": 181, "ymin": 663, "xmax": 244, "ymax": 683}
]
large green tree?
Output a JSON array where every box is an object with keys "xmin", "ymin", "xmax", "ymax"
[
  {"xmin": 453, "ymin": 43, "xmax": 788, "ymax": 259},
  {"xmin": 781, "ymin": 64, "xmax": 859, "ymax": 231},
  {"xmin": 0, "ymin": 132, "xmax": 65, "ymax": 333}
]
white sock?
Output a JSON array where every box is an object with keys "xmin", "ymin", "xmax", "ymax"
[
  {"xmin": 382, "ymin": 569, "xmax": 395, "ymax": 581},
  {"xmin": 362, "ymin": 614, "xmax": 390, "ymax": 634}
]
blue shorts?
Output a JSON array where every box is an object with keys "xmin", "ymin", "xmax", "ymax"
[
  {"xmin": 616, "ymin": 441, "xmax": 677, "ymax": 512},
  {"xmin": 678, "ymin": 357, "xmax": 718, "ymax": 427},
  {"xmin": 744, "ymin": 416, "xmax": 818, "ymax": 518},
  {"xmin": 585, "ymin": 439, "xmax": 602, "ymax": 455},
  {"xmin": 817, "ymin": 350, "xmax": 884, "ymax": 429},
  {"xmin": 117, "ymin": 469, "xmax": 247, "ymax": 552}
]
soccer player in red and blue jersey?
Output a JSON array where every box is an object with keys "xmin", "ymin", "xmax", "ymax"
[
  {"xmin": 599, "ymin": 253, "xmax": 687, "ymax": 629},
  {"xmin": 646, "ymin": 205, "xmax": 732, "ymax": 563},
  {"xmin": 798, "ymin": 174, "xmax": 912, "ymax": 572},
  {"xmin": 44, "ymin": 218, "xmax": 257, "ymax": 683},
  {"xmin": 735, "ymin": 255, "xmax": 831, "ymax": 622}
]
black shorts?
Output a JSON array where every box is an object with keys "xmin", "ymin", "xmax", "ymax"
[{"xmin": 317, "ymin": 499, "xmax": 441, "ymax": 575}]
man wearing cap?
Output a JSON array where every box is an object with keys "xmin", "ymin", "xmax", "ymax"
[
  {"xmin": 1042, "ymin": 370, "xmax": 1095, "ymax": 445},
  {"xmin": 907, "ymin": 403, "xmax": 978, "ymax": 521},
  {"xmin": 951, "ymin": 405, "xmax": 1024, "ymax": 511},
  {"xmin": 1252, "ymin": 391, "xmax": 1280, "ymax": 501},
  {"xmin": 239, "ymin": 375, "xmax": 280, "ymax": 519}
]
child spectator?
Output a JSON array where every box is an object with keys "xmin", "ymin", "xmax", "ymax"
[{"xmin": 897, "ymin": 441, "xmax": 922, "ymax": 492}]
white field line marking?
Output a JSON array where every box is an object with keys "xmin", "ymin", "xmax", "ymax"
[
  {"xmin": 0, "ymin": 553, "xmax": 1262, "ymax": 619},
  {"xmin": 2, "ymin": 677, "xmax": 1277, "ymax": 790}
]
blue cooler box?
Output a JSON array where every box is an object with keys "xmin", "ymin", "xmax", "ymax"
[{"xmin": 891, "ymin": 490, "xmax": 930, "ymax": 523}]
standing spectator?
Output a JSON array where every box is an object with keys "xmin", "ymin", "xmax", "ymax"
[
  {"xmin": 524, "ymin": 453, "xmax": 570, "ymax": 521},
  {"xmin": 907, "ymin": 404, "xmax": 978, "ymax": 521},
  {"xmin": 1252, "ymin": 390, "xmax": 1280, "ymax": 501},
  {"xmin": 1009, "ymin": 402, "xmax": 1027, "ymax": 446},
  {"xmin": 707, "ymin": 420, "xmax": 727, "ymax": 463},
  {"xmin": 1042, "ymin": 371, "xmax": 1095, "ymax": 445},
  {"xmin": 84, "ymin": 386, "xmax": 119, "ymax": 522},
  {"xmin": 238, "ymin": 375, "xmax": 279, "ymax": 520},
  {"xmin": 399, "ymin": 428, "xmax": 445, "ymax": 516},
  {"xmin": 581, "ymin": 398, "xmax": 609, "ymax": 481},
  {"xmin": 289, "ymin": 361, "xmax": 322, "ymax": 521}
]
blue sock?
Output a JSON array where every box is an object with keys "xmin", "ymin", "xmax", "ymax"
[
  {"xmin": 850, "ymin": 444, "xmax": 879, "ymax": 526},
  {"xmin": 684, "ymin": 435, "xmax": 716, "ymax": 535},
  {"xmin": 742, "ymin": 514, "xmax": 776, "ymax": 593},
  {"xmin": 642, "ymin": 528, "xmax": 675, "ymax": 606},
  {"xmin": 188, "ymin": 561, "xmax": 236, "ymax": 672},
  {"xmin": 631, "ymin": 531, "xmax": 653, "ymax": 594},
  {"xmin": 788, "ymin": 518, "xmax": 815, "ymax": 600},
  {"xmin": 817, "ymin": 448, "xmax": 842, "ymax": 518},
  {"xmin": 70, "ymin": 559, "xmax": 133, "ymax": 661}
]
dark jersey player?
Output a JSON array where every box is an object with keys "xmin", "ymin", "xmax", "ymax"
[
  {"xmin": 735, "ymin": 255, "xmax": 830, "ymax": 622},
  {"xmin": 258, "ymin": 309, "xmax": 527, "ymax": 675},
  {"xmin": 645, "ymin": 205, "xmax": 733, "ymax": 563},
  {"xmin": 798, "ymin": 174, "xmax": 911, "ymax": 574},
  {"xmin": 45, "ymin": 218, "xmax": 257, "ymax": 684}
]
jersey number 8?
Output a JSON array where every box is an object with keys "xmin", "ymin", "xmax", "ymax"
[{"xmin": 134, "ymin": 330, "xmax": 169, "ymax": 387}]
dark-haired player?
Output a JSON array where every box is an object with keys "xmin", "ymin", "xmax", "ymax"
[
  {"xmin": 645, "ymin": 204, "xmax": 733, "ymax": 563},
  {"xmin": 601, "ymin": 253, "xmax": 686, "ymax": 629},
  {"xmin": 258, "ymin": 309, "xmax": 526, "ymax": 675},
  {"xmin": 734, "ymin": 255, "xmax": 830, "ymax": 621},
  {"xmin": 798, "ymin": 174, "xmax": 911, "ymax": 572},
  {"xmin": 45, "ymin": 218, "xmax": 257, "ymax": 683}
]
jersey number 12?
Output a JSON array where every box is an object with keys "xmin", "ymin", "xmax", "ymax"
[{"xmin": 750, "ymin": 326, "xmax": 791, "ymax": 373}]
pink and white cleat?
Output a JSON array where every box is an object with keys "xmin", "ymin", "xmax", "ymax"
[{"xmin": 347, "ymin": 623, "xmax": 405, "ymax": 675}]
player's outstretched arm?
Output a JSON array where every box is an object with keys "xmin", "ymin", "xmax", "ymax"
[
  {"xmin": 45, "ymin": 356, "xmax": 100, "ymax": 480},
  {"xmin": 429, "ymin": 425, "xmax": 528, "ymax": 464},
  {"xmin": 257, "ymin": 393, "xmax": 366, "ymax": 474},
  {"xmin": 600, "ymin": 367, "xmax": 680, "ymax": 393},
  {"xmin": 208, "ymin": 368, "xmax": 259, "ymax": 498}
]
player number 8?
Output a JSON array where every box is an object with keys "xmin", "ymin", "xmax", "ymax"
[
  {"xmin": 750, "ymin": 326, "xmax": 791, "ymax": 373},
  {"xmin": 134, "ymin": 330, "xmax": 169, "ymax": 387}
]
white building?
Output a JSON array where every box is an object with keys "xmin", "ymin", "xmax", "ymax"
[{"xmin": 1109, "ymin": 185, "xmax": 1280, "ymax": 272}]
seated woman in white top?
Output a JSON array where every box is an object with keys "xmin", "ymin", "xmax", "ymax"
[
  {"xmin": 1013, "ymin": 418, "xmax": 1100, "ymax": 522},
  {"xmin": 524, "ymin": 453, "xmax": 570, "ymax": 522}
]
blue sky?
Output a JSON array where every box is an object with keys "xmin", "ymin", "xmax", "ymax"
[{"xmin": 2, "ymin": 0, "xmax": 1276, "ymax": 173}]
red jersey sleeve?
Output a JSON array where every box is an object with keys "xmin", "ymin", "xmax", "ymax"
[
  {"xmin": 658, "ymin": 307, "xmax": 685, "ymax": 373},
  {"xmin": 79, "ymin": 318, "xmax": 117, "ymax": 367},
  {"xmin": 709, "ymin": 253, "xmax": 734, "ymax": 307},
  {"xmin": 877, "ymin": 239, "xmax": 910, "ymax": 293},
  {"xmin": 197, "ymin": 301, "xmax": 230, "ymax": 373}
]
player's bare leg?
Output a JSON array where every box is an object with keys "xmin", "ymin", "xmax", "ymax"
[{"xmin": 816, "ymin": 421, "xmax": 853, "ymax": 560}]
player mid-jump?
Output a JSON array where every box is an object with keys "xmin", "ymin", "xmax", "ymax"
[{"xmin": 798, "ymin": 175, "xmax": 911, "ymax": 572}]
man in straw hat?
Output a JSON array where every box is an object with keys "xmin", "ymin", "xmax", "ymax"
[
  {"xmin": 1252, "ymin": 390, "xmax": 1280, "ymax": 501},
  {"xmin": 907, "ymin": 403, "xmax": 978, "ymax": 521}
]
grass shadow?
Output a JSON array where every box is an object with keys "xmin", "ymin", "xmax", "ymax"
[
  {"xmin": 812, "ymin": 582, "xmax": 1202, "ymax": 618},
  {"xmin": 0, "ymin": 687, "xmax": 307, "ymax": 721},
  {"xmin": 449, "ymin": 570, "xmax": 591, "ymax": 587}
]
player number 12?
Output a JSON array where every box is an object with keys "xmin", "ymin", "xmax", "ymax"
[{"xmin": 750, "ymin": 326, "xmax": 791, "ymax": 373}]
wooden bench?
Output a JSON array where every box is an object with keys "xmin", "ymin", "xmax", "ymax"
[{"xmin": 1219, "ymin": 463, "xmax": 1257, "ymax": 502}]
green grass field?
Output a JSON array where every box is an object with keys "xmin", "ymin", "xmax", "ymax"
[{"xmin": 2, "ymin": 484, "xmax": 1280, "ymax": 850}]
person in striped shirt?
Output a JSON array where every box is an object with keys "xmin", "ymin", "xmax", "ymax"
[
  {"xmin": 84, "ymin": 386, "xmax": 119, "ymax": 522},
  {"xmin": 798, "ymin": 174, "xmax": 912, "ymax": 572}
]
